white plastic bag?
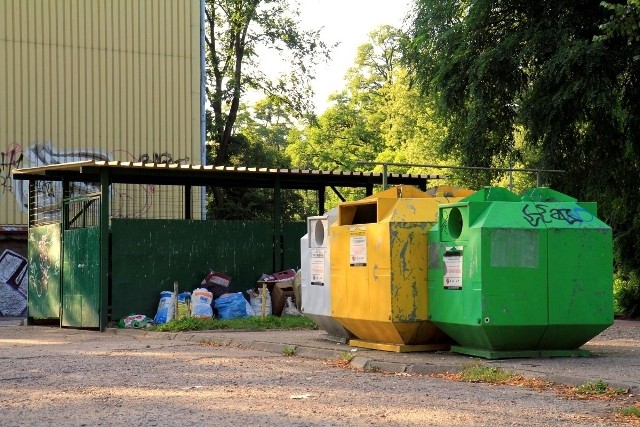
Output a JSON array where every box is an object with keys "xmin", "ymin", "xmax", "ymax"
[
  {"xmin": 191, "ymin": 288, "xmax": 214, "ymax": 319},
  {"xmin": 245, "ymin": 299, "xmax": 256, "ymax": 317},
  {"xmin": 282, "ymin": 297, "xmax": 302, "ymax": 317},
  {"xmin": 247, "ymin": 287, "xmax": 271, "ymax": 316}
]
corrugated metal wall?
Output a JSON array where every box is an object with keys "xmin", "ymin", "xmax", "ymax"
[{"xmin": 0, "ymin": 0, "xmax": 202, "ymax": 225}]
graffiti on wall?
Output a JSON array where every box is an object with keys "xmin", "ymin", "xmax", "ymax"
[
  {"xmin": 137, "ymin": 152, "xmax": 190, "ymax": 165},
  {"xmin": 4, "ymin": 141, "xmax": 113, "ymax": 213},
  {"xmin": 4, "ymin": 141, "xmax": 190, "ymax": 216},
  {"xmin": 1, "ymin": 143, "xmax": 24, "ymax": 193},
  {"xmin": 0, "ymin": 250, "xmax": 27, "ymax": 316}
]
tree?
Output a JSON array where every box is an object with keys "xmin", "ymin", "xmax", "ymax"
[
  {"xmin": 203, "ymin": 0, "xmax": 331, "ymax": 166},
  {"xmin": 598, "ymin": 0, "xmax": 640, "ymax": 56},
  {"xmin": 287, "ymin": 25, "xmax": 453, "ymax": 184},
  {"xmin": 235, "ymin": 95, "xmax": 295, "ymax": 153},
  {"xmin": 206, "ymin": 132, "xmax": 308, "ymax": 220}
]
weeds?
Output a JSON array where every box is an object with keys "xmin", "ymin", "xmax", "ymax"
[
  {"xmin": 282, "ymin": 347, "xmax": 296, "ymax": 356},
  {"xmin": 152, "ymin": 315, "xmax": 317, "ymax": 332},
  {"xmin": 340, "ymin": 352, "xmax": 355, "ymax": 363},
  {"xmin": 574, "ymin": 380, "xmax": 626, "ymax": 397},
  {"xmin": 459, "ymin": 362, "xmax": 519, "ymax": 384},
  {"xmin": 364, "ymin": 364, "xmax": 380, "ymax": 373},
  {"xmin": 618, "ymin": 405, "xmax": 640, "ymax": 419}
]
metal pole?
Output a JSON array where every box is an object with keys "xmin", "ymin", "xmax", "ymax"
[
  {"xmin": 382, "ymin": 163, "xmax": 388, "ymax": 190},
  {"xmin": 99, "ymin": 169, "xmax": 110, "ymax": 332}
]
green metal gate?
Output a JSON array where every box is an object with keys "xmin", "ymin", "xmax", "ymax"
[
  {"xmin": 27, "ymin": 223, "xmax": 62, "ymax": 319},
  {"xmin": 61, "ymin": 194, "xmax": 101, "ymax": 328}
]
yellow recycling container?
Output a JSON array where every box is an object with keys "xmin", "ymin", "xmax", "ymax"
[{"xmin": 330, "ymin": 185, "xmax": 474, "ymax": 352}]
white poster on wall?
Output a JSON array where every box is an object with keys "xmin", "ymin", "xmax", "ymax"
[
  {"xmin": 443, "ymin": 246, "xmax": 463, "ymax": 290},
  {"xmin": 311, "ymin": 249, "xmax": 325, "ymax": 285},
  {"xmin": 349, "ymin": 226, "xmax": 367, "ymax": 266}
]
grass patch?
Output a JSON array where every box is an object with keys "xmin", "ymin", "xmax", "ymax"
[
  {"xmin": 574, "ymin": 380, "xmax": 626, "ymax": 397},
  {"xmin": 340, "ymin": 352, "xmax": 355, "ymax": 363},
  {"xmin": 458, "ymin": 362, "xmax": 519, "ymax": 384},
  {"xmin": 152, "ymin": 315, "xmax": 318, "ymax": 332},
  {"xmin": 282, "ymin": 347, "xmax": 296, "ymax": 356},
  {"xmin": 618, "ymin": 404, "xmax": 640, "ymax": 418}
]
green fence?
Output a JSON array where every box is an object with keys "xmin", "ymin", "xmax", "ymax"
[{"xmin": 110, "ymin": 219, "xmax": 305, "ymax": 320}]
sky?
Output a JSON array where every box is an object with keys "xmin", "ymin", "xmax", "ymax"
[{"xmin": 298, "ymin": 0, "xmax": 411, "ymax": 113}]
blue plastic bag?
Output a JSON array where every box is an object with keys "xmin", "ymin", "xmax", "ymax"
[{"xmin": 214, "ymin": 292, "xmax": 248, "ymax": 320}]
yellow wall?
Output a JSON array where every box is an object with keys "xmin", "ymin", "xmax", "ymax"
[{"xmin": 0, "ymin": 0, "xmax": 203, "ymax": 225}]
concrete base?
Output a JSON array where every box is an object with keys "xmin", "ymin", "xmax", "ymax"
[
  {"xmin": 304, "ymin": 313, "xmax": 353, "ymax": 340},
  {"xmin": 450, "ymin": 345, "xmax": 592, "ymax": 359},
  {"xmin": 319, "ymin": 333, "xmax": 349, "ymax": 344},
  {"xmin": 349, "ymin": 339, "xmax": 451, "ymax": 353}
]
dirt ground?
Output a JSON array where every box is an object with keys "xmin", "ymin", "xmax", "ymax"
[{"xmin": 0, "ymin": 323, "xmax": 639, "ymax": 426}]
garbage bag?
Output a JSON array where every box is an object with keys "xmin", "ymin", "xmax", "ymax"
[
  {"xmin": 154, "ymin": 291, "xmax": 175, "ymax": 324},
  {"xmin": 247, "ymin": 287, "xmax": 271, "ymax": 316},
  {"xmin": 282, "ymin": 297, "xmax": 302, "ymax": 317},
  {"xmin": 118, "ymin": 314, "xmax": 155, "ymax": 329},
  {"xmin": 214, "ymin": 292, "xmax": 248, "ymax": 320},
  {"xmin": 191, "ymin": 288, "xmax": 214, "ymax": 318}
]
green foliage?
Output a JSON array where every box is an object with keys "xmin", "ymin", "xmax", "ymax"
[
  {"xmin": 574, "ymin": 380, "xmax": 626, "ymax": 396},
  {"xmin": 618, "ymin": 405, "xmax": 640, "ymax": 418},
  {"xmin": 613, "ymin": 273, "xmax": 640, "ymax": 318},
  {"xmin": 237, "ymin": 96, "xmax": 296, "ymax": 153},
  {"xmin": 205, "ymin": 133, "xmax": 311, "ymax": 220},
  {"xmin": 459, "ymin": 362, "xmax": 518, "ymax": 384},
  {"xmin": 340, "ymin": 352, "xmax": 355, "ymax": 363},
  {"xmin": 152, "ymin": 315, "xmax": 318, "ymax": 332},
  {"xmin": 598, "ymin": 0, "xmax": 640, "ymax": 60},
  {"xmin": 282, "ymin": 347, "xmax": 296, "ymax": 356},
  {"xmin": 204, "ymin": 0, "xmax": 332, "ymax": 165},
  {"xmin": 363, "ymin": 364, "xmax": 381, "ymax": 373},
  {"xmin": 286, "ymin": 93, "xmax": 385, "ymax": 172},
  {"xmin": 286, "ymin": 25, "xmax": 455, "ymax": 205}
]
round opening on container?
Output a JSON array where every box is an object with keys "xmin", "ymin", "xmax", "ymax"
[
  {"xmin": 448, "ymin": 207, "xmax": 463, "ymax": 239},
  {"xmin": 314, "ymin": 220, "xmax": 325, "ymax": 247}
]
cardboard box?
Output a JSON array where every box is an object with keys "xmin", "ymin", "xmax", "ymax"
[
  {"xmin": 201, "ymin": 271, "xmax": 231, "ymax": 287},
  {"xmin": 261, "ymin": 279, "xmax": 295, "ymax": 316}
]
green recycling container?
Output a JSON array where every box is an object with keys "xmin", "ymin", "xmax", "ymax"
[{"xmin": 427, "ymin": 187, "xmax": 613, "ymax": 359}]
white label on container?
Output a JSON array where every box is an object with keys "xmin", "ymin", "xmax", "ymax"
[
  {"xmin": 349, "ymin": 227, "xmax": 367, "ymax": 266},
  {"xmin": 443, "ymin": 247, "xmax": 463, "ymax": 290},
  {"xmin": 311, "ymin": 249, "xmax": 325, "ymax": 285}
]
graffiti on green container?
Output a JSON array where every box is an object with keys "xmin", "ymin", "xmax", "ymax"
[{"xmin": 521, "ymin": 204, "xmax": 594, "ymax": 227}]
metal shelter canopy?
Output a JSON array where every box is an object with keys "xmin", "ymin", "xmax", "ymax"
[
  {"xmin": 11, "ymin": 160, "xmax": 440, "ymax": 189},
  {"xmin": 12, "ymin": 161, "xmax": 444, "ymax": 214}
]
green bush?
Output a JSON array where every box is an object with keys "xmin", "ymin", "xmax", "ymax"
[{"xmin": 614, "ymin": 273, "xmax": 640, "ymax": 318}]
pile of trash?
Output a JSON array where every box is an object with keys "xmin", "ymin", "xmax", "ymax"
[{"xmin": 149, "ymin": 269, "xmax": 302, "ymax": 325}]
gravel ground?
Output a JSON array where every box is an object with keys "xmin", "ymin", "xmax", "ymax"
[{"xmin": 0, "ymin": 324, "xmax": 639, "ymax": 426}]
